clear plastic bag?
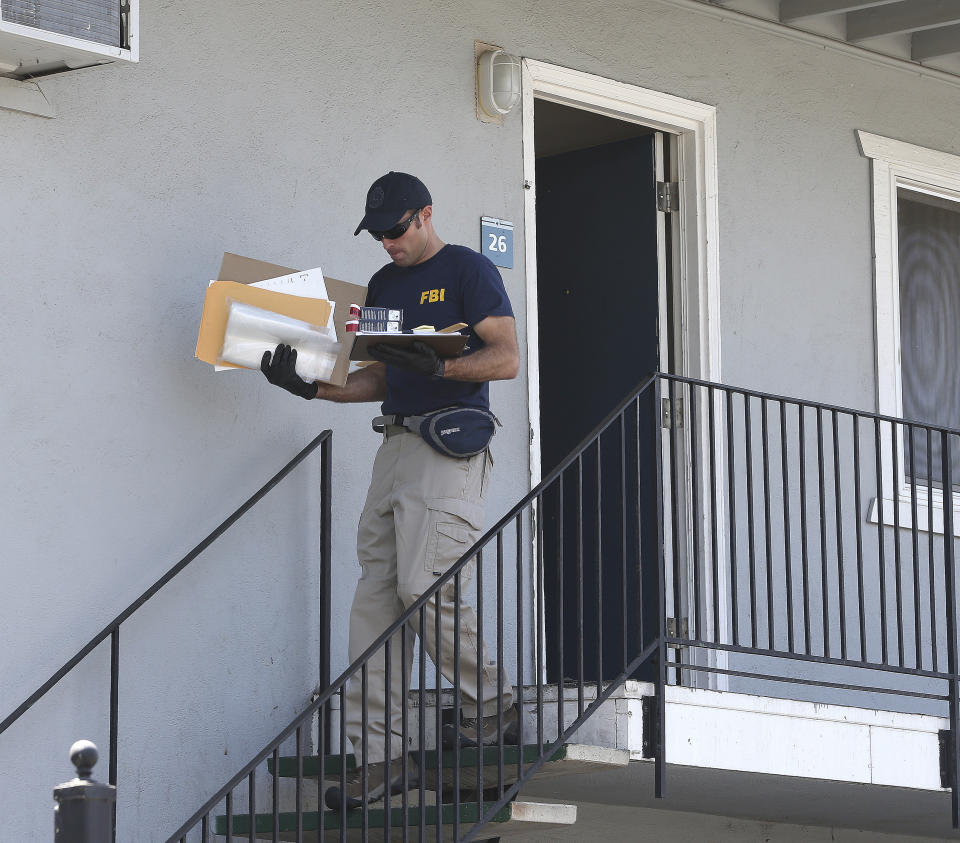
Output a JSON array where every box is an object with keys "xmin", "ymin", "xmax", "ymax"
[{"xmin": 219, "ymin": 299, "xmax": 342, "ymax": 383}]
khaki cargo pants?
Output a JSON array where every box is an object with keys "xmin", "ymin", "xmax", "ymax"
[{"xmin": 344, "ymin": 425, "xmax": 514, "ymax": 764}]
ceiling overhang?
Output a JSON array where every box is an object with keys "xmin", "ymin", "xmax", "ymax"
[{"xmin": 695, "ymin": 0, "xmax": 960, "ymax": 80}]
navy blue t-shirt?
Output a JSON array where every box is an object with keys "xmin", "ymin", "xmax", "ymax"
[{"xmin": 366, "ymin": 244, "xmax": 514, "ymax": 415}]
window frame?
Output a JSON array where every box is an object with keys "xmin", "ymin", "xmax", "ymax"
[{"xmin": 859, "ymin": 130, "xmax": 960, "ymax": 535}]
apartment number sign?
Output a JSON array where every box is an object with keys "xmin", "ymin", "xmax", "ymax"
[{"xmin": 480, "ymin": 216, "xmax": 514, "ymax": 269}]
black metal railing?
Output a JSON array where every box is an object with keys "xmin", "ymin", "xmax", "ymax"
[
  {"xmin": 657, "ymin": 374, "xmax": 960, "ymax": 826},
  {"xmin": 167, "ymin": 377, "xmax": 665, "ymax": 842},
  {"xmin": 1, "ymin": 430, "xmax": 332, "ymax": 842},
  {"xmin": 169, "ymin": 372, "xmax": 960, "ymax": 841}
]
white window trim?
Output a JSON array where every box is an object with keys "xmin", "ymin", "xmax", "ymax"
[{"xmin": 859, "ymin": 130, "xmax": 960, "ymax": 536}]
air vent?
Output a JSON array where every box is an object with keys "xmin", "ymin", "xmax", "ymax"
[
  {"xmin": 2, "ymin": 0, "xmax": 120, "ymax": 47},
  {"xmin": 0, "ymin": 0, "xmax": 136, "ymax": 80}
]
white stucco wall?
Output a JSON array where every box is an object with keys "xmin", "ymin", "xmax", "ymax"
[{"xmin": 4, "ymin": 0, "xmax": 960, "ymax": 839}]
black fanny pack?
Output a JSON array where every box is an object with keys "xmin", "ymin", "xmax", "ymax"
[{"xmin": 373, "ymin": 407, "xmax": 500, "ymax": 458}]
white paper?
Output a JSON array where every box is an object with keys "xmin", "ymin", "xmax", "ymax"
[
  {"xmin": 249, "ymin": 266, "xmax": 328, "ymax": 300},
  {"xmin": 219, "ymin": 300, "xmax": 341, "ymax": 383}
]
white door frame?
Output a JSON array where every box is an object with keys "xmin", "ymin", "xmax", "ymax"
[{"xmin": 520, "ymin": 58, "xmax": 726, "ymax": 688}]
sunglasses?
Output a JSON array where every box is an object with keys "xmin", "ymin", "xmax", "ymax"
[{"xmin": 370, "ymin": 209, "xmax": 421, "ymax": 242}]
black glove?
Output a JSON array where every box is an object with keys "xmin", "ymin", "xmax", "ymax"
[
  {"xmin": 368, "ymin": 340, "xmax": 445, "ymax": 379},
  {"xmin": 260, "ymin": 344, "xmax": 317, "ymax": 400}
]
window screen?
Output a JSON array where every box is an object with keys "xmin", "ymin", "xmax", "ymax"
[{"xmin": 899, "ymin": 188, "xmax": 960, "ymax": 486}]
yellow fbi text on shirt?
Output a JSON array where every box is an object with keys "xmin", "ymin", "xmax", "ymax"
[{"xmin": 419, "ymin": 288, "xmax": 446, "ymax": 304}]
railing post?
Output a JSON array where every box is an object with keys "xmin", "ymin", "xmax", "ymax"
[
  {"xmin": 653, "ymin": 375, "xmax": 667, "ymax": 799},
  {"xmin": 53, "ymin": 741, "xmax": 116, "ymax": 843},
  {"xmin": 109, "ymin": 628, "xmax": 119, "ymax": 842},
  {"xmin": 319, "ymin": 433, "xmax": 333, "ymax": 752},
  {"xmin": 942, "ymin": 434, "xmax": 960, "ymax": 829}
]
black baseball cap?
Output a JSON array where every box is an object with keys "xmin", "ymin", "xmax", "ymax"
[{"xmin": 354, "ymin": 172, "xmax": 433, "ymax": 236}]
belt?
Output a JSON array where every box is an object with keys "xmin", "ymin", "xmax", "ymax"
[
  {"xmin": 373, "ymin": 414, "xmax": 412, "ymax": 434},
  {"xmin": 373, "ymin": 409, "xmax": 452, "ymax": 435}
]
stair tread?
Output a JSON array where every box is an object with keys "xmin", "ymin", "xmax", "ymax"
[
  {"xmin": 270, "ymin": 742, "xmax": 627, "ymax": 780},
  {"xmin": 215, "ymin": 799, "xmax": 577, "ymax": 840}
]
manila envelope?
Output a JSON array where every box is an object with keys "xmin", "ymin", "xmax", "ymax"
[
  {"xmin": 215, "ymin": 252, "xmax": 370, "ymax": 386},
  {"xmin": 195, "ymin": 280, "xmax": 333, "ymax": 370}
]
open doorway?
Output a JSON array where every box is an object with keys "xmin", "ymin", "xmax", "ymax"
[
  {"xmin": 521, "ymin": 59, "xmax": 724, "ymax": 690},
  {"xmin": 534, "ymin": 101, "xmax": 665, "ymax": 470},
  {"xmin": 533, "ymin": 99, "xmax": 666, "ymax": 683}
]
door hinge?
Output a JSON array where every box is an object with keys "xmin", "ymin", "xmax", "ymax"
[
  {"xmin": 661, "ymin": 397, "xmax": 683, "ymax": 429},
  {"xmin": 656, "ymin": 181, "xmax": 679, "ymax": 213}
]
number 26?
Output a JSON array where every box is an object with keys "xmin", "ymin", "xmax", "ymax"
[{"xmin": 487, "ymin": 233, "xmax": 507, "ymax": 253}]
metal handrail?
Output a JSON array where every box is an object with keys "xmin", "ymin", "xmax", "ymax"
[
  {"xmin": 168, "ymin": 377, "xmax": 663, "ymax": 842},
  {"xmin": 3, "ymin": 429, "xmax": 333, "ymax": 838},
  {"xmin": 170, "ymin": 371, "xmax": 960, "ymax": 841},
  {"xmin": 657, "ymin": 375, "xmax": 959, "ymax": 679},
  {"xmin": 666, "ymin": 371, "xmax": 960, "ymax": 438},
  {"xmin": 655, "ymin": 374, "xmax": 960, "ymax": 825}
]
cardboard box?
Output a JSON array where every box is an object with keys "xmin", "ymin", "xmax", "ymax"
[{"xmin": 200, "ymin": 252, "xmax": 369, "ymax": 387}]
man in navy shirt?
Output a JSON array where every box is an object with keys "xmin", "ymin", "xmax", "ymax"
[{"xmin": 261, "ymin": 172, "xmax": 519, "ymax": 810}]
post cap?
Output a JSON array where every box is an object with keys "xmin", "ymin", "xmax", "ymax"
[
  {"xmin": 69, "ymin": 740, "xmax": 98, "ymax": 779},
  {"xmin": 55, "ymin": 740, "xmax": 116, "ymax": 804}
]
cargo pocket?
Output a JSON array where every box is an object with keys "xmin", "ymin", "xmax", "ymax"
[{"xmin": 424, "ymin": 497, "xmax": 485, "ymax": 576}]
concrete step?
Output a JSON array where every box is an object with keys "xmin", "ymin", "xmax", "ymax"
[
  {"xmin": 223, "ymin": 742, "xmax": 625, "ymax": 840},
  {"xmin": 214, "ymin": 798, "xmax": 577, "ymax": 841},
  {"xmin": 269, "ymin": 742, "xmax": 628, "ymax": 791}
]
